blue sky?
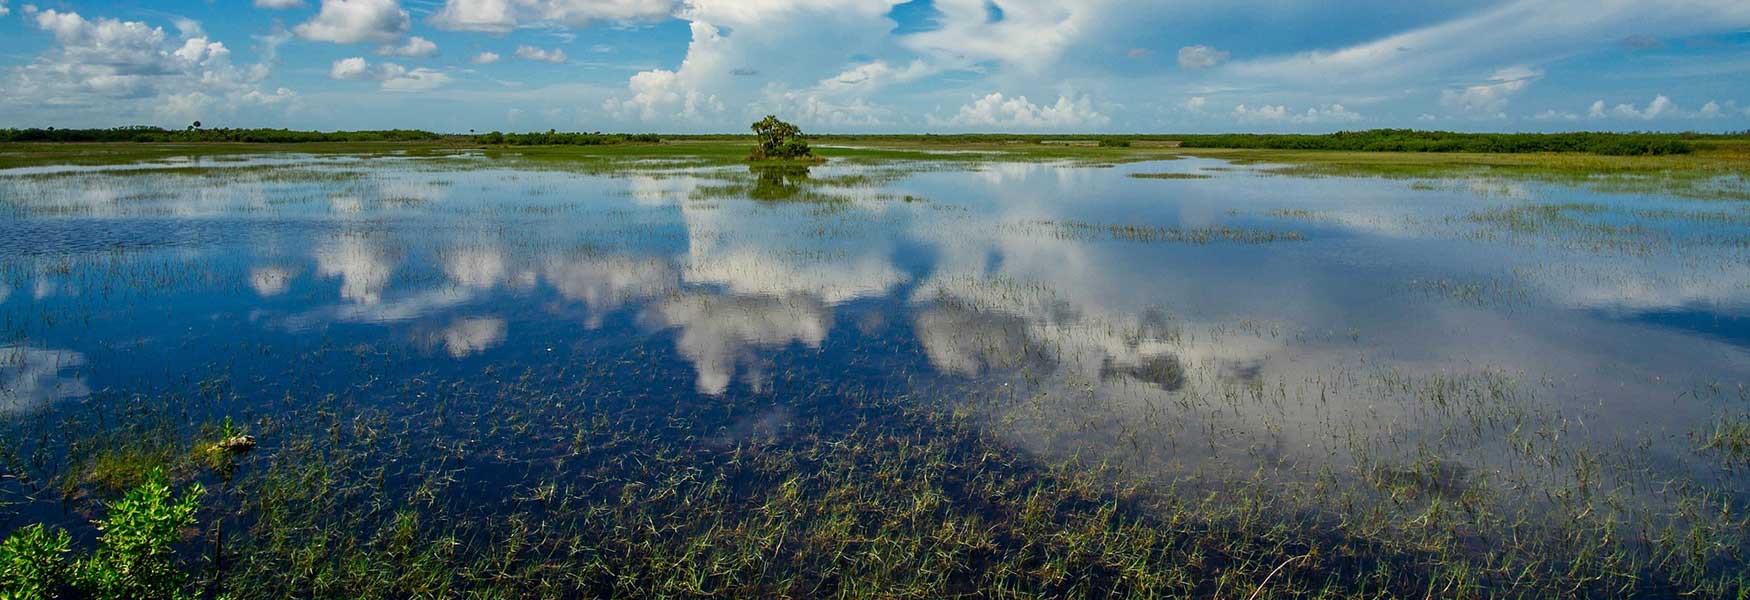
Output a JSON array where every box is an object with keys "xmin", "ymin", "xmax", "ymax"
[{"xmin": 0, "ymin": 0, "xmax": 1746, "ymax": 133}]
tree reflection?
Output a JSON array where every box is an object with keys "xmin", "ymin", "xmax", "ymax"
[{"xmin": 747, "ymin": 164, "xmax": 812, "ymax": 201}]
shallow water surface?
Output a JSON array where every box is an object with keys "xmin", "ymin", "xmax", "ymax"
[{"xmin": 2, "ymin": 152, "xmax": 1747, "ymax": 594}]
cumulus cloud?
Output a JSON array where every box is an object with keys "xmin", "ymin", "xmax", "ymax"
[
  {"xmin": 515, "ymin": 45, "xmax": 568, "ymax": 63},
  {"xmin": 1610, "ymin": 95, "xmax": 1673, "ymax": 119},
  {"xmin": 380, "ymin": 64, "xmax": 453, "ymax": 91},
  {"xmin": 759, "ymin": 60, "xmax": 934, "ymax": 127},
  {"xmin": 255, "ymin": 0, "xmax": 306, "ymax": 8},
  {"xmin": 329, "ymin": 56, "xmax": 451, "ymax": 91},
  {"xmin": 3, "ymin": 8, "xmax": 292, "ymax": 124},
  {"xmin": 0, "ymin": 1, "xmax": 10, "ymax": 17},
  {"xmin": 295, "ymin": 0, "xmax": 410, "ymax": 44},
  {"xmin": 1440, "ymin": 65, "xmax": 1541, "ymax": 115},
  {"xmin": 902, "ymin": 0, "xmax": 1107, "ymax": 74},
  {"xmin": 1586, "ymin": 97, "xmax": 1736, "ymax": 120},
  {"xmin": 930, "ymin": 93, "xmax": 1109, "ymax": 129},
  {"xmin": 607, "ymin": 1, "xmax": 904, "ymax": 123},
  {"xmin": 378, "ymin": 36, "xmax": 437, "ymax": 57},
  {"xmin": 1231, "ymin": 102, "xmax": 1363, "ymax": 124},
  {"xmin": 331, "ymin": 56, "xmax": 372, "ymax": 79},
  {"xmin": 471, "ymin": 51, "xmax": 502, "ymax": 64},
  {"xmin": 1177, "ymin": 45, "xmax": 1230, "ymax": 70},
  {"xmin": 431, "ymin": 0, "xmax": 678, "ymax": 33}
]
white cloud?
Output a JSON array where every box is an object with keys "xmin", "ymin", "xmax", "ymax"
[
  {"xmin": 378, "ymin": 36, "xmax": 437, "ymax": 57},
  {"xmin": 331, "ymin": 56, "xmax": 371, "ymax": 79},
  {"xmin": 329, "ymin": 56, "xmax": 451, "ymax": 91},
  {"xmin": 616, "ymin": 67, "xmax": 725, "ymax": 121},
  {"xmin": 1611, "ymin": 95, "xmax": 1673, "ymax": 119},
  {"xmin": 608, "ymin": 2, "xmax": 906, "ymax": 124},
  {"xmin": 931, "ymin": 93, "xmax": 1110, "ymax": 129},
  {"xmin": 1694, "ymin": 100, "xmax": 1740, "ymax": 119},
  {"xmin": 295, "ymin": 0, "xmax": 410, "ymax": 44},
  {"xmin": 515, "ymin": 45, "xmax": 568, "ymax": 63},
  {"xmin": 1232, "ymin": 102, "xmax": 1363, "ymax": 124},
  {"xmin": 1177, "ymin": 45, "xmax": 1230, "ymax": 70},
  {"xmin": 902, "ymin": 0, "xmax": 1107, "ymax": 74},
  {"xmin": 3, "ymin": 9, "xmax": 290, "ymax": 124},
  {"xmin": 1, "ymin": 1, "xmax": 11, "ymax": 17},
  {"xmin": 431, "ymin": 0, "xmax": 678, "ymax": 33},
  {"xmin": 471, "ymin": 51, "xmax": 502, "ymax": 64},
  {"xmin": 1229, "ymin": 0, "xmax": 1750, "ymax": 88},
  {"xmin": 759, "ymin": 59, "xmax": 934, "ymax": 127},
  {"xmin": 1183, "ymin": 96, "xmax": 1208, "ymax": 111},
  {"xmin": 255, "ymin": 0, "xmax": 306, "ymax": 8},
  {"xmin": 1440, "ymin": 66, "xmax": 1541, "ymax": 115},
  {"xmin": 1588, "ymin": 100, "xmax": 1608, "ymax": 119},
  {"xmin": 380, "ymin": 64, "xmax": 453, "ymax": 91}
]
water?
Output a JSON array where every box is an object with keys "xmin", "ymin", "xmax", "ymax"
[{"xmin": 2, "ymin": 151, "xmax": 1747, "ymax": 593}]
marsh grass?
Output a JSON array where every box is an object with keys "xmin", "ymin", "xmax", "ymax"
[
  {"xmin": 1698, "ymin": 415, "xmax": 1750, "ymax": 465},
  {"xmin": 1128, "ymin": 172, "xmax": 1213, "ymax": 180},
  {"xmin": 1015, "ymin": 219, "xmax": 1307, "ymax": 244},
  {"xmin": 1180, "ymin": 147, "xmax": 1750, "ymax": 201}
]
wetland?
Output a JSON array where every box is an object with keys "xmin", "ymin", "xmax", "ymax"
[{"xmin": 2, "ymin": 140, "xmax": 1749, "ymax": 598}]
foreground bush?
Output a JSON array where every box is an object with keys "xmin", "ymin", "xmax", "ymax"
[{"xmin": 0, "ymin": 470, "xmax": 203, "ymax": 600}]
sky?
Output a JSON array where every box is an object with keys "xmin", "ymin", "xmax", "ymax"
[{"xmin": 0, "ymin": 0, "xmax": 1746, "ymax": 133}]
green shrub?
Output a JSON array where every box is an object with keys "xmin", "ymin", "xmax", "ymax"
[
  {"xmin": 1, "ymin": 525, "xmax": 73, "ymax": 600},
  {"xmin": 749, "ymin": 116, "xmax": 813, "ymax": 161},
  {"xmin": 0, "ymin": 470, "xmax": 204, "ymax": 600}
]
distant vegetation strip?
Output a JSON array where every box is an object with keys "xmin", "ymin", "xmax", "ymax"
[
  {"xmin": 1169, "ymin": 130, "xmax": 1706, "ymax": 156},
  {"xmin": 5, "ymin": 126, "xmax": 1747, "ymax": 156},
  {"xmin": 816, "ymin": 130, "xmax": 1745, "ymax": 156},
  {"xmin": 0, "ymin": 127, "xmax": 660, "ymax": 146}
]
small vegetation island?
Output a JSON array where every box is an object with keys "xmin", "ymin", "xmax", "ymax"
[
  {"xmin": 2, "ymin": 114, "xmax": 1750, "ymax": 599},
  {"xmin": 746, "ymin": 115, "xmax": 824, "ymax": 163}
]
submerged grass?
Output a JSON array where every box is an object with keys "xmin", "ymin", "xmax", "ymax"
[
  {"xmin": 1015, "ymin": 219, "xmax": 1307, "ymax": 244},
  {"xmin": 1179, "ymin": 145, "xmax": 1750, "ymax": 201},
  {"xmin": 1129, "ymin": 172, "xmax": 1213, "ymax": 180},
  {"xmin": 0, "ymin": 342, "xmax": 1742, "ymax": 599}
]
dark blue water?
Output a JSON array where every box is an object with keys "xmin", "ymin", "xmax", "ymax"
[{"xmin": 2, "ymin": 152, "xmax": 1747, "ymax": 537}]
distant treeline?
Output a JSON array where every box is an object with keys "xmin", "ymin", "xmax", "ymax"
[
  {"xmin": 1170, "ymin": 130, "xmax": 1699, "ymax": 156},
  {"xmin": 476, "ymin": 131, "xmax": 662, "ymax": 145},
  {"xmin": 811, "ymin": 130, "xmax": 1739, "ymax": 156},
  {"xmin": 0, "ymin": 127, "xmax": 663, "ymax": 146},
  {"xmin": 0, "ymin": 127, "xmax": 447, "ymax": 144}
]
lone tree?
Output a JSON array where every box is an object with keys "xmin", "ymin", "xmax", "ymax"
[{"xmin": 749, "ymin": 115, "xmax": 812, "ymax": 161}]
